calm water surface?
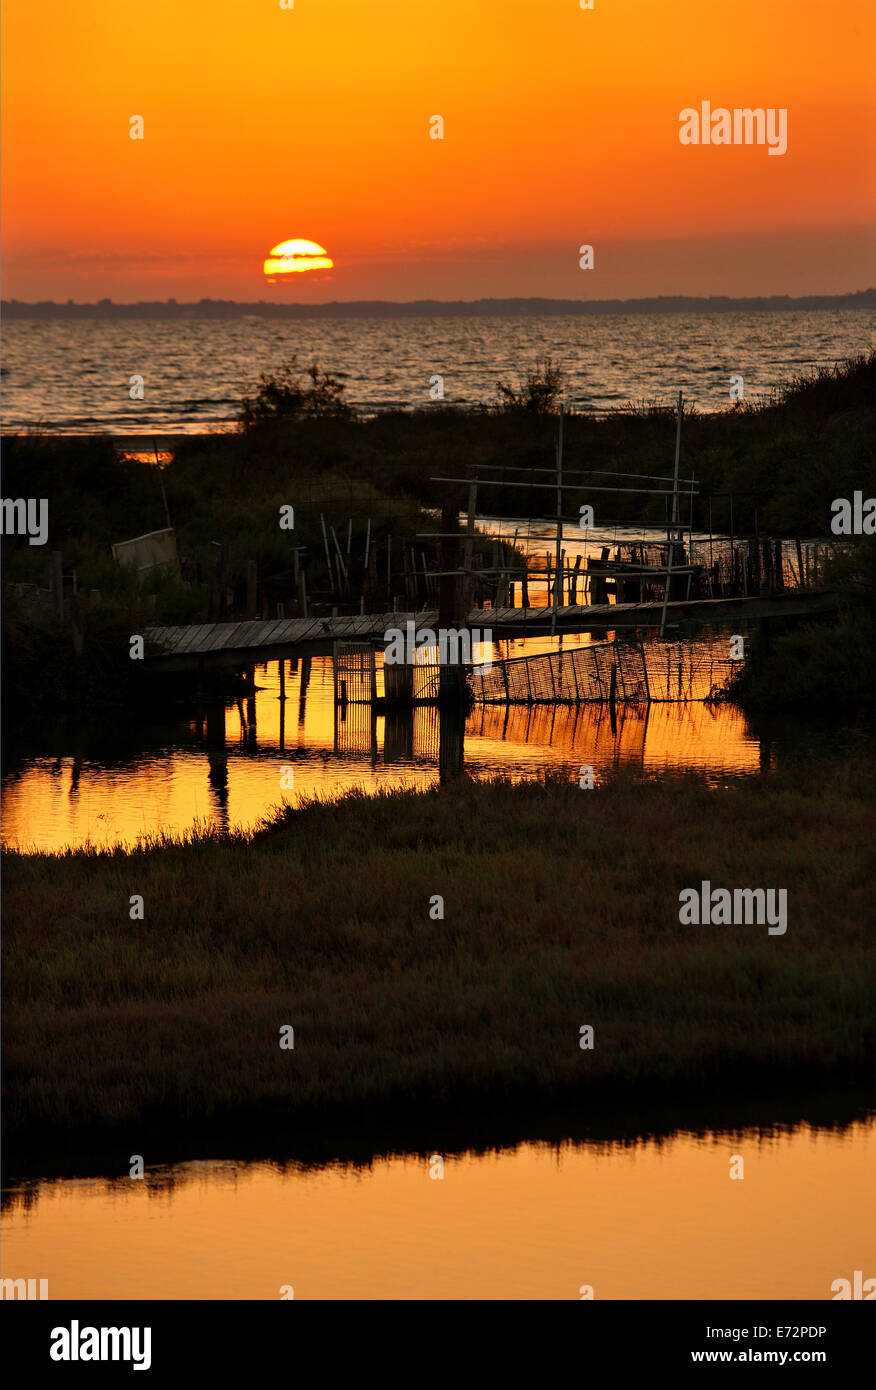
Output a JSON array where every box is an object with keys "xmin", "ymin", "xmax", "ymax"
[
  {"xmin": 3, "ymin": 1119, "xmax": 873, "ymax": 1300},
  {"xmin": 3, "ymin": 641, "xmax": 766, "ymax": 853}
]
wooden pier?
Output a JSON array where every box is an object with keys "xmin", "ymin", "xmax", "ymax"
[{"xmin": 144, "ymin": 591, "xmax": 839, "ymax": 671}]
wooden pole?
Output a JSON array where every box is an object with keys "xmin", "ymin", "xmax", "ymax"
[
  {"xmin": 571, "ymin": 554, "xmax": 582, "ymax": 604},
  {"xmin": 154, "ymin": 441, "xmax": 173, "ymax": 529},
  {"xmin": 671, "ymin": 392, "xmax": 682, "ymax": 536},
  {"xmin": 659, "ymin": 391, "xmax": 683, "ymax": 636},
  {"xmin": 552, "ymin": 404, "xmax": 564, "ymax": 636},
  {"xmin": 463, "ymin": 474, "xmax": 477, "ymax": 617},
  {"xmin": 331, "ymin": 526, "xmax": 348, "ymax": 589},
  {"xmin": 774, "ymin": 539, "xmax": 784, "ymax": 591},
  {"xmin": 320, "ymin": 513, "xmax": 333, "ymax": 588},
  {"xmin": 640, "ymin": 641, "xmax": 651, "ymax": 704}
]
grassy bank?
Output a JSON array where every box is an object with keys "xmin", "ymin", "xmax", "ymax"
[{"xmin": 4, "ymin": 763, "xmax": 874, "ymax": 1153}]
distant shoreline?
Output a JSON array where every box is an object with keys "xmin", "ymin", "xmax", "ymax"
[{"xmin": 3, "ymin": 290, "xmax": 875, "ymax": 319}]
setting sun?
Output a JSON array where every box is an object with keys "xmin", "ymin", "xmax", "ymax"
[{"xmin": 263, "ymin": 238, "xmax": 334, "ymax": 280}]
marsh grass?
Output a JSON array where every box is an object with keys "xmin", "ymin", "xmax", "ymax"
[{"xmin": 4, "ymin": 764, "xmax": 874, "ymax": 1146}]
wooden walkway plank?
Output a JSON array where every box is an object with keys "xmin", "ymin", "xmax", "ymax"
[
  {"xmin": 271, "ymin": 619, "xmax": 306, "ymax": 645},
  {"xmin": 143, "ymin": 592, "xmax": 837, "ymax": 667},
  {"xmin": 227, "ymin": 621, "xmax": 269, "ymax": 650},
  {"xmin": 257, "ymin": 619, "xmax": 294, "ymax": 644},
  {"xmin": 172, "ymin": 623, "xmax": 214, "ymax": 653},
  {"xmin": 201, "ymin": 622, "xmax": 247, "ymax": 652},
  {"xmin": 164, "ymin": 624, "xmax": 202, "ymax": 654}
]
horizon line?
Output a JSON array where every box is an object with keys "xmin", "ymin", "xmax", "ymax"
[{"xmin": 3, "ymin": 289, "xmax": 875, "ymax": 316}]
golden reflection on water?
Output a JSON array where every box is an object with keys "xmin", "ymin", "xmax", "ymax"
[
  {"xmin": 2, "ymin": 1121, "xmax": 873, "ymax": 1300},
  {"xmin": 1, "ymin": 652, "xmax": 764, "ymax": 853}
]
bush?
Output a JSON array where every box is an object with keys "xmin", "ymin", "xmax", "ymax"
[
  {"xmin": 727, "ymin": 607, "xmax": 875, "ymax": 711},
  {"xmin": 496, "ymin": 357, "xmax": 564, "ymax": 414},
  {"xmin": 239, "ymin": 357, "xmax": 353, "ymax": 429}
]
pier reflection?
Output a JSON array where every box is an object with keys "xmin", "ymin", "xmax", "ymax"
[{"xmin": 3, "ymin": 652, "xmax": 780, "ymax": 853}]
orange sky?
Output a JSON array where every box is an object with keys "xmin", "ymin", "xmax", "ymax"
[{"xmin": 2, "ymin": 0, "xmax": 874, "ymax": 301}]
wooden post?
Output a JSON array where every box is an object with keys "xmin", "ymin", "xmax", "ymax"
[
  {"xmin": 403, "ymin": 546, "xmax": 415, "ymax": 607},
  {"xmin": 331, "ymin": 526, "xmax": 348, "ymax": 591},
  {"xmin": 438, "ymin": 501, "xmax": 459, "ymax": 628},
  {"xmin": 795, "ymin": 536, "xmax": 805, "ymax": 589},
  {"xmin": 748, "ymin": 538, "xmax": 759, "ymax": 595},
  {"xmin": 570, "ymin": 554, "xmax": 582, "ymax": 605},
  {"xmin": 279, "ymin": 659, "xmax": 286, "ymax": 702},
  {"xmin": 659, "ymin": 392, "xmax": 683, "ymax": 637},
  {"xmin": 463, "ymin": 474, "xmax": 477, "ymax": 617},
  {"xmin": 320, "ymin": 513, "xmax": 333, "ymax": 591},
  {"xmin": 640, "ymin": 641, "xmax": 651, "ymax": 704},
  {"xmin": 551, "ymin": 405, "xmax": 564, "ymax": 636},
  {"xmin": 247, "ymin": 560, "xmax": 258, "ymax": 618}
]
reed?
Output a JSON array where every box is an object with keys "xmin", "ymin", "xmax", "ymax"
[{"xmin": 4, "ymin": 761, "xmax": 873, "ymax": 1149}]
